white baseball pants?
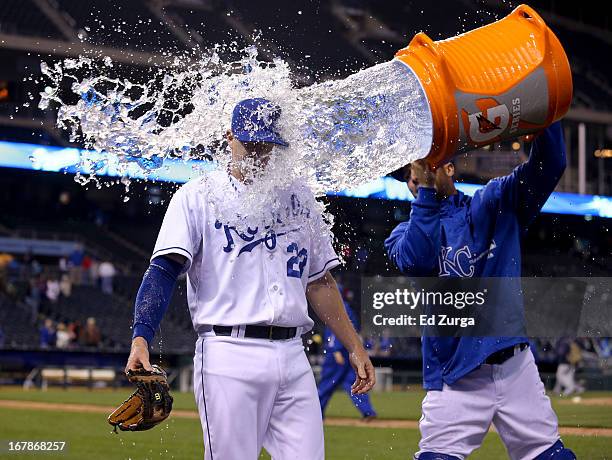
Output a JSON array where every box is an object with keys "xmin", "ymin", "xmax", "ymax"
[
  {"xmin": 416, "ymin": 347, "xmax": 560, "ymax": 460},
  {"xmin": 553, "ymin": 363, "xmax": 581, "ymax": 396},
  {"xmin": 193, "ymin": 334, "xmax": 324, "ymax": 460}
]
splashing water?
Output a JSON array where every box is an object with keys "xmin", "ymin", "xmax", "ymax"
[
  {"xmin": 38, "ymin": 44, "xmax": 433, "ymax": 231},
  {"xmin": 291, "ymin": 59, "xmax": 432, "ymax": 190}
]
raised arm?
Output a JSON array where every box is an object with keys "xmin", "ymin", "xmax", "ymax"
[
  {"xmin": 307, "ymin": 272, "xmax": 376, "ymax": 394},
  {"xmin": 385, "ymin": 186, "xmax": 441, "ymax": 275},
  {"xmin": 497, "ymin": 121, "xmax": 567, "ymax": 229}
]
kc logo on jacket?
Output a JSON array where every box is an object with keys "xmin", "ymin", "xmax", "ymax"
[{"xmin": 438, "ymin": 241, "xmax": 497, "ymax": 277}]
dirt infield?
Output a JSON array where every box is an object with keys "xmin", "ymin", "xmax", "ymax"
[
  {"xmin": 1, "ymin": 399, "xmax": 611, "ymax": 437},
  {"xmin": 557, "ymin": 397, "xmax": 612, "ymax": 407},
  {"xmin": 324, "ymin": 416, "xmax": 612, "ymax": 438},
  {"xmin": 0, "ymin": 399, "xmax": 199, "ymax": 418}
]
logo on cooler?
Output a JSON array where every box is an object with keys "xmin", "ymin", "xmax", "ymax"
[{"xmin": 461, "ymin": 97, "xmax": 517, "ymax": 144}]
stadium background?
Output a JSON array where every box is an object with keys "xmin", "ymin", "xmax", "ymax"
[{"xmin": 0, "ymin": 0, "xmax": 610, "ymax": 458}]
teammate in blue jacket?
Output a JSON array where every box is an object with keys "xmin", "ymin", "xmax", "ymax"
[
  {"xmin": 385, "ymin": 122, "xmax": 576, "ymax": 460},
  {"xmin": 318, "ymin": 300, "xmax": 377, "ymax": 420}
]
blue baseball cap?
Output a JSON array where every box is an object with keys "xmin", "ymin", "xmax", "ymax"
[{"xmin": 231, "ymin": 98, "xmax": 288, "ymax": 147}]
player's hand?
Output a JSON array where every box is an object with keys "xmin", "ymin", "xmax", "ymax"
[
  {"xmin": 349, "ymin": 348, "xmax": 376, "ymax": 395},
  {"xmin": 409, "ymin": 159, "xmax": 436, "ymax": 189},
  {"xmin": 125, "ymin": 337, "xmax": 153, "ymax": 374},
  {"xmin": 334, "ymin": 351, "xmax": 345, "ymax": 366}
]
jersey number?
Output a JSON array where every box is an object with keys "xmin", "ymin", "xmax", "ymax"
[{"xmin": 286, "ymin": 243, "xmax": 308, "ymax": 278}]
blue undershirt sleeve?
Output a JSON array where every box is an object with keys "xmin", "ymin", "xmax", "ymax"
[{"xmin": 132, "ymin": 255, "xmax": 183, "ymax": 345}]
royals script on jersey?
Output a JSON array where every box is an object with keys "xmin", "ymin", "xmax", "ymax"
[{"xmin": 152, "ymin": 170, "xmax": 340, "ymax": 333}]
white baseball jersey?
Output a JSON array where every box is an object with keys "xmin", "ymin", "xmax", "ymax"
[{"xmin": 152, "ymin": 170, "xmax": 340, "ymax": 333}]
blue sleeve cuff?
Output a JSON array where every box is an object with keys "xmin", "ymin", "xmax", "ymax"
[
  {"xmin": 151, "ymin": 255, "xmax": 184, "ymax": 279},
  {"xmin": 132, "ymin": 323, "xmax": 155, "ymax": 345},
  {"xmin": 414, "ymin": 187, "xmax": 439, "ymax": 207}
]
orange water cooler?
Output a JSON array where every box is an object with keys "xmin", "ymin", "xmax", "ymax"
[{"xmin": 395, "ymin": 4, "xmax": 573, "ymax": 166}]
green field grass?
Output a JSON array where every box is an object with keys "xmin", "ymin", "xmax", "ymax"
[
  {"xmin": 325, "ymin": 390, "xmax": 612, "ymax": 430},
  {"xmin": 0, "ymin": 387, "xmax": 610, "ymax": 459},
  {"xmin": 2, "ymin": 387, "xmax": 611, "ymax": 428}
]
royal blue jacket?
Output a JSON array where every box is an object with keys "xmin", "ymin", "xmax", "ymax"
[{"xmin": 384, "ymin": 122, "xmax": 566, "ymax": 390}]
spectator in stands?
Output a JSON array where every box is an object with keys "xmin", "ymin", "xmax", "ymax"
[
  {"xmin": 58, "ymin": 256, "xmax": 68, "ymax": 274},
  {"xmin": 6, "ymin": 256, "xmax": 22, "ymax": 282},
  {"xmin": 80, "ymin": 317, "xmax": 101, "ymax": 348},
  {"xmin": 55, "ymin": 322, "xmax": 72, "ymax": 349},
  {"xmin": 25, "ymin": 276, "xmax": 42, "ymax": 324},
  {"xmin": 0, "ymin": 253, "xmax": 13, "ymax": 269},
  {"xmin": 81, "ymin": 254, "xmax": 92, "ymax": 284},
  {"xmin": 89, "ymin": 257, "xmax": 100, "ymax": 287},
  {"xmin": 30, "ymin": 258, "xmax": 42, "ymax": 277},
  {"xmin": 0, "ymin": 252, "xmax": 13, "ymax": 293},
  {"xmin": 68, "ymin": 244, "xmax": 84, "ymax": 285},
  {"xmin": 45, "ymin": 277, "xmax": 60, "ymax": 303},
  {"xmin": 68, "ymin": 320, "xmax": 82, "ymax": 346},
  {"xmin": 59, "ymin": 273, "xmax": 72, "ymax": 298},
  {"xmin": 22, "ymin": 251, "xmax": 33, "ymax": 278},
  {"xmin": 36, "ymin": 275, "xmax": 47, "ymax": 297},
  {"xmin": 39, "ymin": 318, "xmax": 56, "ymax": 348},
  {"xmin": 0, "ymin": 325, "xmax": 5, "ymax": 348},
  {"xmin": 22, "ymin": 250, "xmax": 42, "ymax": 278},
  {"xmin": 553, "ymin": 338, "xmax": 585, "ymax": 396},
  {"xmin": 99, "ymin": 260, "xmax": 116, "ymax": 295}
]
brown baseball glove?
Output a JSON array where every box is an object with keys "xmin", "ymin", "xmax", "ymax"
[{"xmin": 108, "ymin": 365, "xmax": 173, "ymax": 432}]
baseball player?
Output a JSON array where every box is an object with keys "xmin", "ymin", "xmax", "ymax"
[
  {"xmin": 385, "ymin": 122, "xmax": 576, "ymax": 460},
  {"xmin": 318, "ymin": 296, "xmax": 377, "ymax": 420},
  {"xmin": 124, "ymin": 98, "xmax": 375, "ymax": 459}
]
